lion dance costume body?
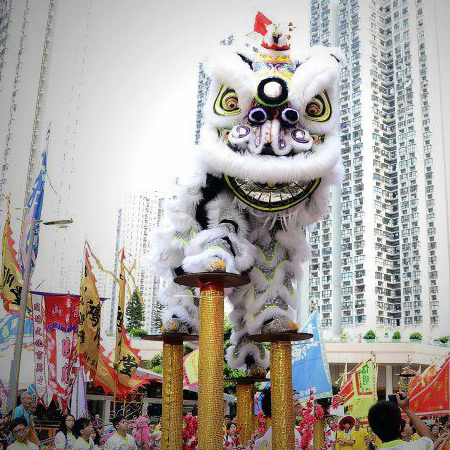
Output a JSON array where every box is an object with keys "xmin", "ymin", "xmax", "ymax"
[{"xmin": 149, "ymin": 17, "xmax": 343, "ymax": 375}]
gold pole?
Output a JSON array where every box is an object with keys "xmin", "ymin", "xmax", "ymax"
[
  {"xmin": 162, "ymin": 342, "xmax": 184, "ymax": 450},
  {"xmin": 270, "ymin": 340, "xmax": 294, "ymax": 449},
  {"xmin": 197, "ymin": 283, "xmax": 224, "ymax": 450},
  {"xmin": 313, "ymin": 418, "xmax": 325, "ymax": 449},
  {"xmin": 236, "ymin": 383, "xmax": 254, "ymax": 445}
]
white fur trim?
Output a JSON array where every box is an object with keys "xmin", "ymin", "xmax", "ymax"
[
  {"xmin": 183, "ymin": 246, "xmax": 238, "ymax": 274},
  {"xmin": 203, "ymin": 50, "xmax": 256, "ymax": 127},
  {"xmin": 226, "ymin": 343, "xmax": 269, "ymax": 370},
  {"xmin": 245, "ymin": 307, "xmax": 294, "ymax": 335},
  {"xmin": 201, "ymin": 126, "xmax": 341, "ymax": 184}
]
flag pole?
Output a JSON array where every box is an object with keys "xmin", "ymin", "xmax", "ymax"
[{"xmin": 8, "ymin": 216, "xmax": 36, "ymax": 412}]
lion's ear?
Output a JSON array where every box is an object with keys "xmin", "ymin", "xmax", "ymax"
[{"xmin": 203, "ymin": 50, "xmax": 256, "ymax": 127}]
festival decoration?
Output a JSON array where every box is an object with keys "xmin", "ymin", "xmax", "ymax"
[
  {"xmin": 31, "ymin": 293, "xmax": 50, "ymax": 406},
  {"xmin": 114, "ymin": 249, "xmax": 140, "ymax": 386},
  {"xmin": 292, "ymin": 311, "xmax": 332, "ymax": 399},
  {"xmin": 408, "ymin": 356, "xmax": 450, "ymax": 416},
  {"xmin": 78, "ymin": 246, "xmax": 102, "ymax": 377},
  {"xmin": 0, "ymin": 314, "xmax": 33, "ymax": 352},
  {"xmin": 148, "ymin": 13, "xmax": 344, "ymax": 378},
  {"xmin": 147, "ymin": 12, "xmax": 343, "ymax": 448},
  {"xmin": 183, "ymin": 348, "xmax": 199, "ymax": 389},
  {"xmin": 43, "ymin": 293, "xmax": 80, "ymax": 412},
  {"xmin": 0, "ymin": 196, "xmax": 24, "ymax": 313},
  {"xmin": 338, "ymin": 359, "xmax": 378, "ymax": 419}
]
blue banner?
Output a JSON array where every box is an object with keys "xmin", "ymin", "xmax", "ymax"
[
  {"xmin": 0, "ymin": 313, "xmax": 33, "ymax": 351},
  {"xmin": 292, "ymin": 311, "xmax": 332, "ymax": 399}
]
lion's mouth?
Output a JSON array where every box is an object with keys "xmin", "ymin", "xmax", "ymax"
[{"xmin": 224, "ymin": 175, "xmax": 321, "ymax": 212}]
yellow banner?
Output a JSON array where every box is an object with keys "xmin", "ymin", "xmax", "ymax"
[
  {"xmin": 1, "ymin": 197, "xmax": 24, "ymax": 313},
  {"xmin": 183, "ymin": 349, "xmax": 199, "ymax": 388},
  {"xmin": 341, "ymin": 359, "xmax": 378, "ymax": 418},
  {"xmin": 78, "ymin": 246, "xmax": 101, "ymax": 376},
  {"xmin": 114, "ymin": 249, "xmax": 140, "ymax": 385}
]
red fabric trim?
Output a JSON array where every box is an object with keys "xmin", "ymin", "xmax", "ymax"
[{"xmin": 261, "ymin": 42, "xmax": 290, "ymax": 51}]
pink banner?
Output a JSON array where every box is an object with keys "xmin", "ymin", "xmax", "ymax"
[{"xmin": 31, "ymin": 294, "xmax": 49, "ymax": 406}]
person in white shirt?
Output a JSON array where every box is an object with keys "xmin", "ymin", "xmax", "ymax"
[
  {"xmin": 54, "ymin": 414, "xmax": 77, "ymax": 449},
  {"xmin": 252, "ymin": 388, "xmax": 302, "ymax": 450},
  {"xmin": 72, "ymin": 418, "xmax": 97, "ymax": 450},
  {"xmin": 7, "ymin": 417, "xmax": 39, "ymax": 450},
  {"xmin": 104, "ymin": 415, "xmax": 137, "ymax": 450},
  {"xmin": 368, "ymin": 392, "xmax": 435, "ymax": 449}
]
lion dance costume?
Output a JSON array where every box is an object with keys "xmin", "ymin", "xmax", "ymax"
[{"xmin": 149, "ymin": 16, "xmax": 343, "ymax": 375}]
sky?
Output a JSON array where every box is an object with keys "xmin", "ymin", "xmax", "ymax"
[
  {"xmin": 18, "ymin": 0, "xmax": 450, "ymax": 294},
  {"xmin": 32, "ymin": 0, "xmax": 312, "ymax": 292}
]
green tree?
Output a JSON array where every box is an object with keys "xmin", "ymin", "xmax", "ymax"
[
  {"xmin": 126, "ymin": 289, "xmax": 145, "ymax": 331},
  {"xmin": 145, "ymin": 353, "xmax": 163, "ymax": 374}
]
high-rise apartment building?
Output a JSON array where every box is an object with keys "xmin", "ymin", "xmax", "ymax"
[
  {"xmin": 0, "ymin": 0, "xmax": 56, "ymax": 220},
  {"xmin": 308, "ymin": 0, "xmax": 449, "ymax": 340},
  {"xmin": 0, "ymin": 0, "xmax": 92, "ymax": 300},
  {"xmin": 106, "ymin": 192, "xmax": 166, "ymax": 334}
]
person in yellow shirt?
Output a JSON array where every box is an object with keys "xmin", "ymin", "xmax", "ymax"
[
  {"xmin": 352, "ymin": 419, "xmax": 369, "ymax": 448},
  {"xmin": 336, "ymin": 416, "xmax": 356, "ymax": 449}
]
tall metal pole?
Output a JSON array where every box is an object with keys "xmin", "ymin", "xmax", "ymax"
[
  {"xmin": 7, "ymin": 0, "xmax": 57, "ymax": 412},
  {"xmin": 8, "ymin": 217, "xmax": 36, "ymax": 412}
]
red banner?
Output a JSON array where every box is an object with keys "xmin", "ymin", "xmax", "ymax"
[
  {"xmin": 43, "ymin": 294, "xmax": 80, "ymax": 412},
  {"xmin": 409, "ymin": 357, "xmax": 450, "ymax": 416}
]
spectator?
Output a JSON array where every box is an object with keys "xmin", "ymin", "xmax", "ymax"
[
  {"xmin": 353, "ymin": 418, "xmax": 368, "ymax": 448},
  {"xmin": 104, "ymin": 415, "xmax": 137, "ymax": 450},
  {"xmin": 149, "ymin": 422, "xmax": 162, "ymax": 449},
  {"xmin": 336, "ymin": 416, "xmax": 356, "ymax": 449},
  {"xmin": 7, "ymin": 417, "xmax": 38, "ymax": 450},
  {"xmin": 401, "ymin": 420, "xmax": 414, "ymax": 442},
  {"xmin": 12, "ymin": 393, "xmax": 38, "ymax": 445},
  {"xmin": 431, "ymin": 425, "xmax": 441, "ymax": 441},
  {"xmin": 91, "ymin": 415, "xmax": 103, "ymax": 431},
  {"xmin": 224, "ymin": 415, "xmax": 232, "ymax": 436},
  {"xmin": 224, "ymin": 422, "xmax": 240, "ymax": 449},
  {"xmin": 54, "ymin": 414, "xmax": 76, "ymax": 449},
  {"xmin": 368, "ymin": 392, "xmax": 434, "ymax": 449},
  {"xmin": 73, "ymin": 418, "xmax": 96, "ymax": 450},
  {"xmin": 325, "ymin": 417, "xmax": 337, "ymax": 450},
  {"xmin": 90, "ymin": 428, "xmax": 101, "ymax": 448},
  {"xmin": 133, "ymin": 416, "xmax": 150, "ymax": 450}
]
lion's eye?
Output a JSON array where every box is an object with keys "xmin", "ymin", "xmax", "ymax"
[
  {"xmin": 213, "ymin": 85, "xmax": 241, "ymax": 116},
  {"xmin": 304, "ymin": 90, "xmax": 332, "ymax": 122}
]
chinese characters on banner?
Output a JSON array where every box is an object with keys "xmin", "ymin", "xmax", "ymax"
[
  {"xmin": 78, "ymin": 248, "xmax": 101, "ymax": 377},
  {"xmin": 114, "ymin": 249, "xmax": 140, "ymax": 386},
  {"xmin": 43, "ymin": 294, "xmax": 79, "ymax": 412},
  {"xmin": 339, "ymin": 359, "xmax": 378, "ymax": 418},
  {"xmin": 31, "ymin": 294, "xmax": 49, "ymax": 406},
  {"xmin": 1, "ymin": 197, "xmax": 24, "ymax": 313},
  {"xmin": 409, "ymin": 357, "xmax": 450, "ymax": 416}
]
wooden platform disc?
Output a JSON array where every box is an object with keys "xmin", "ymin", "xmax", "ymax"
[
  {"xmin": 248, "ymin": 332, "xmax": 313, "ymax": 343},
  {"xmin": 140, "ymin": 333, "xmax": 199, "ymax": 345},
  {"xmin": 174, "ymin": 272, "xmax": 250, "ymax": 289}
]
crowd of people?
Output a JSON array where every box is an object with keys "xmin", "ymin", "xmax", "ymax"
[{"xmin": 1, "ymin": 390, "xmax": 450, "ymax": 449}]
